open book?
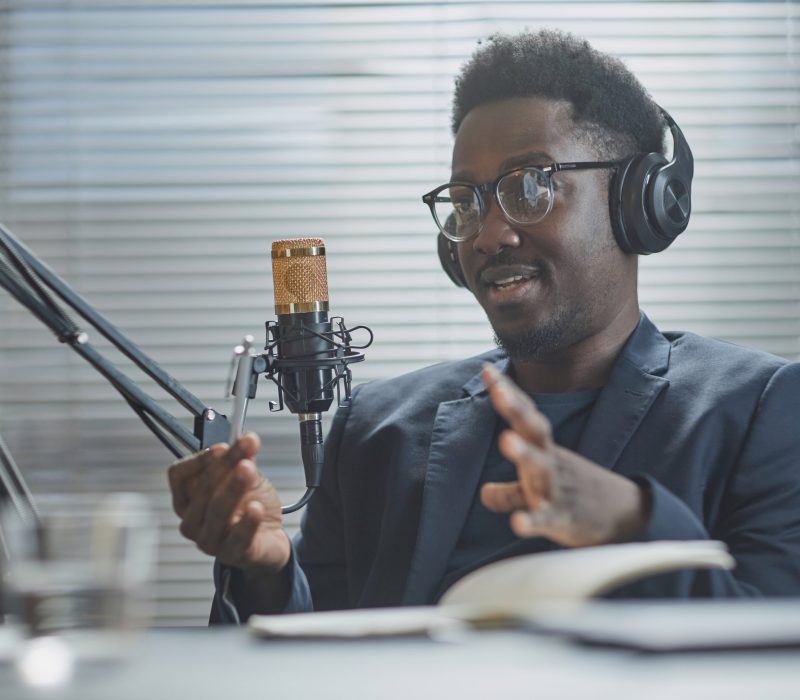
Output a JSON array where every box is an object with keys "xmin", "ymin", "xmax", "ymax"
[{"xmin": 248, "ymin": 540, "xmax": 734, "ymax": 639}]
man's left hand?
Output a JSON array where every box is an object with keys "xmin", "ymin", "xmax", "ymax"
[{"xmin": 479, "ymin": 363, "xmax": 649, "ymax": 547}]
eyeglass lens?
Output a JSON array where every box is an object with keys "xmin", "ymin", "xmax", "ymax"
[{"xmin": 435, "ymin": 168, "xmax": 551, "ymax": 240}]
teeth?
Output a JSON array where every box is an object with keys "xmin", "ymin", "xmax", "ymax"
[{"xmin": 493, "ymin": 275, "xmax": 526, "ymax": 287}]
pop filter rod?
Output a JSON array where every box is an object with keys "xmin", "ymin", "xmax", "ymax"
[{"xmin": 0, "ymin": 222, "xmax": 231, "ymax": 458}]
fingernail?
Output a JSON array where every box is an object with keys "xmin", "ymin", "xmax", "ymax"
[
  {"xmin": 482, "ymin": 363, "xmax": 504, "ymax": 388},
  {"xmin": 482, "ymin": 362, "xmax": 500, "ymax": 376}
]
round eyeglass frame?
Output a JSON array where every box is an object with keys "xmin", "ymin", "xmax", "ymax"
[{"xmin": 422, "ymin": 160, "xmax": 622, "ymax": 242}]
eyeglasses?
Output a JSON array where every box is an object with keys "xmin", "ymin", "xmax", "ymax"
[{"xmin": 422, "ymin": 160, "xmax": 621, "ymax": 242}]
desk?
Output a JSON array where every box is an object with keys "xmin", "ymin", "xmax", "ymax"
[{"xmin": 3, "ymin": 607, "xmax": 800, "ymax": 700}]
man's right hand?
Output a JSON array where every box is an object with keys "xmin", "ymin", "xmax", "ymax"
[{"xmin": 168, "ymin": 433, "xmax": 291, "ymax": 576}]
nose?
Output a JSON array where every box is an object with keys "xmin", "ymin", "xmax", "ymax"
[{"xmin": 470, "ymin": 199, "xmax": 520, "ymax": 256}]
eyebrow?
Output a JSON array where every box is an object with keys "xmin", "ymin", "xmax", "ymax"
[
  {"xmin": 451, "ymin": 150, "xmax": 555, "ymax": 183},
  {"xmin": 498, "ymin": 150, "xmax": 555, "ymax": 173}
]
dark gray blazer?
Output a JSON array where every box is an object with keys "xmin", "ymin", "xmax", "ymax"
[{"xmin": 212, "ymin": 313, "xmax": 800, "ymax": 621}]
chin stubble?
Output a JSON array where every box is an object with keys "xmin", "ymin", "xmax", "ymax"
[{"xmin": 491, "ymin": 303, "xmax": 592, "ymax": 361}]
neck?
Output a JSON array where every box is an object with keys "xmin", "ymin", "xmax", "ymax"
[{"xmin": 509, "ymin": 303, "xmax": 640, "ymax": 394}]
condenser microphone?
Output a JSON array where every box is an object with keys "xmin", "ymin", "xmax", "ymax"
[
  {"xmin": 270, "ymin": 238, "xmax": 337, "ymax": 491},
  {"xmin": 263, "ymin": 237, "xmax": 371, "ymax": 512}
]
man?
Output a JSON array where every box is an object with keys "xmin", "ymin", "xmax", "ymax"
[{"xmin": 169, "ymin": 30, "xmax": 800, "ymax": 623}]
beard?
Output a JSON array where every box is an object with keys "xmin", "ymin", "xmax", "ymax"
[{"xmin": 491, "ymin": 302, "xmax": 593, "ymax": 361}]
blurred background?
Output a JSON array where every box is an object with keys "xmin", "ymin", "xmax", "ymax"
[{"xmin": 0, "ymin": 0, "xmax": 797, "ymax": 626}]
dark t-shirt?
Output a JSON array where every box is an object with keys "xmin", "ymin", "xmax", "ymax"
[{"xmin": 436, "ymin": 388, "xmax": 601, "ymax": 599}]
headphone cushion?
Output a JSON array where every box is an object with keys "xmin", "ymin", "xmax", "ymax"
[
  {"xmin": 611, "ymin": 152, "xmax": 670, "ymax": 255},
  {"xmin": 437, "ymin": 233, "xmax": 467, "ymax": 288}
]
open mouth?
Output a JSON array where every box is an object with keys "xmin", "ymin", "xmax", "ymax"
[
  {"xmin": 481, "ymin": 269, "xmax": 542, "ymax": 306},
  {"xmin": 490, "ymin": 274, "xmax": 533, "ymax": 290},
  {"xmin": 480, "ymin": 264, "xmax": 542, "ymax": 293}
]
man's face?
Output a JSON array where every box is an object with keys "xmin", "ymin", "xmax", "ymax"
[{"xmin": 453, "ymin": 96, "xmax": 637, "ymax": 361}]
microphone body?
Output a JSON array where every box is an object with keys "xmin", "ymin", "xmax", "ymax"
[
  {"xmin": 270, "ymin": 238, "xmax": 333, "ymax": 489},
  {"xmin": 275, "ymin": 310, "xmax": 334, "ymax": 415},
  {"xmin": 275, "ymin": 310, "xmax": 332, "ymax": 483}
]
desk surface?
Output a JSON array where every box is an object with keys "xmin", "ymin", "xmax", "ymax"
[{"xmin": 4, "ymin": 604, "xmax": 800, "ymax": 700}]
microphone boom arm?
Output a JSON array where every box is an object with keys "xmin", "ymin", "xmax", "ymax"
[
  {"xmin": 0, "ymin": 224, "xmax": 375, "ymax": 516},
  {"xmin": 0, "ymin": 222, "xmax": 230, "ymax": 457}
]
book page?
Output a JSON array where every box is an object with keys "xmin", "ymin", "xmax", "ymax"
[
  {"xmin": 438, "ymin": 540, "xmax": 734, "ymax": 616},
  {"xmin": 249, "ymin": 540, "xmax": 734, "ymax": 639},
  {"xmin": 249, "ymin": 606, "xmax": 462, "ymax": 639}
]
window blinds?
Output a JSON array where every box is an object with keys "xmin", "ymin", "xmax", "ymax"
[{"xmin": 1, "ymin": 1, "xmax": 797, "ymax": 625}]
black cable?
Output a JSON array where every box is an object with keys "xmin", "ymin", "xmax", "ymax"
[{"xmin": 281, "ymin": 487, "xmax": 316, "ymax": 514}]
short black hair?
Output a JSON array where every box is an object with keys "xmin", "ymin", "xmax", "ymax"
[{"xmin": 452, "ymin": 30, "xmax": 665, "ymax": 159}]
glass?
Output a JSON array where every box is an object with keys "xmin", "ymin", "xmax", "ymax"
[
  {"xmin": 1, "ymin": 492, "xmax": 157, "ymax": 684},
  {"xmin": 422, "ymin": 160, "xmax": 621, "ymax": 242}
]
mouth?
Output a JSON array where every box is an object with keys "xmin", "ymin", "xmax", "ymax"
[
  {"xmin": 478, "ymin": 264, "xmax": 544, "ymax": 304},
  {"xmin": 490, "ymin": 274, "xmax": 532, "ymax": 288}
]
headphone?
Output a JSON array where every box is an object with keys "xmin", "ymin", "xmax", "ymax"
[{"xmin": 438, "ymin": 107, "xmax": 694, "ymax": 288}]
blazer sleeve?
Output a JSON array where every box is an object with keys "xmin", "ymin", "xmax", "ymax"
[
  {"xmin": 209, "ymin": 548, "xmax": 313, "ymax": 625},
  {"xmin": 208, "ymin": 388, "xmax": 357, "ymax": 624},
  {"xmin": 628, "ymin": 362, "xmax": 800, "ymax": 597}
]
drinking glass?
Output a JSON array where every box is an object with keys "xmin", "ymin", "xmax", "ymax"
[{"xmin": 1, "ymin": 492, "xmax": 157, "ymax": 685}]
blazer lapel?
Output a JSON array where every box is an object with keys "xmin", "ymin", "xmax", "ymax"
[
  {"xmin": 401, "ymin": 358, "xmax": 508, "ymax": 605},
  {"xmin": 577, "ymin": 313, "xmax": 672, "ymax": 470}
]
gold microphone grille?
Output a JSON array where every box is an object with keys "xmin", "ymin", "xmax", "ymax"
[{"xmin": 271, "ymin": 238, "xmax": 329, "ymax": 314}]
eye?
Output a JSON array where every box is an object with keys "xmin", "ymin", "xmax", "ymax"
[
  {"xmin": 521, "ymin": 171, "xmax": 549, "ymax": 200},
  {"xmin": 453, "ymin": 198, "xmax": 475, "ymax": 213},
  {"xmin": 497, "ymin": 169, "xmax": 551, "ymax": 222}
]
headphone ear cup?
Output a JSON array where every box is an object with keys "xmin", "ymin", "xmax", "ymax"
[
  {"xmin": 648, "ymin": 157, "xmax": 692, "ymax": 240},
  {"xmin": 609, "ymin": 156, "xmax": 637, "ymax": 254},
  {"xmin": 610, "ymin": 152, "xmax": 669, "ymax": 255},
  {"xmin": 437, "ymin": 232, "xmax": 467, "ymax": 288},
  {"xmin": 610, "ymin": 109, "xmax": 694, "ymax": 255}
]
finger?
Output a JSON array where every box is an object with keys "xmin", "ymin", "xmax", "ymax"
[
  {"xmin": 205, "ymin": 432, "xmax": 262, "ymax": 484},
  {"xmin": 498, "ymin": 430, "xmax": 553, "ymax": 505},
  {"xmin": 218, "ymin": 500, "xmax": 288, "ymax": 570},
  {"xmin": 194, "ymin": 459, "xmax": 260, "ymax": 554},
  {"xmin": 168, "ymin": 443, "xmax": 227, "ymax": 517},
  {"xmin": 192, "ymin": 432, "xmax": 263, "ymax": 508},
  {"xmin": 177, "ymin": 433, "xmax": 264, "ymax": 536},
  {"xmin": 224, "ymin": 432, "xmax": 261, "ymax": 466},
  {"xmin": 481, "ymin": 364, "xmax": 553, "ymax": 447},
  {"xmin": 480, "ymin": 481, "xmax": 526, "ymax": 513},
  {"xmin": 218, "ymin": 504, "xmax": 264, "ymax": 566}
]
